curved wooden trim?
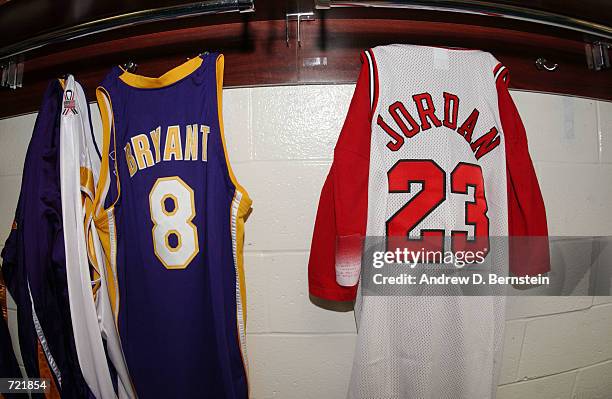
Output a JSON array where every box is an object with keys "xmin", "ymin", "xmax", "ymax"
[{"xmin": 0, "ymin": 18, "xmax": 610, "ymax": 118}]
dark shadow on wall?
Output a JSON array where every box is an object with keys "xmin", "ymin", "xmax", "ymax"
[{"xmin": 310, "ymin": 294, "xmax": 354, "ymax": 312}]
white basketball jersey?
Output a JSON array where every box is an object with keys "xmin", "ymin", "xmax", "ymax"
[
  {"xmin": 366, "ymin": 45, "xmax": 508, "ymax": 239},
  {"xmin": 60, "ymin": 75, "xmax": 136, "ymax": 399},
  {"xmin": 308, "ymin": 45, "xmax": 549, "ymax": 399}
]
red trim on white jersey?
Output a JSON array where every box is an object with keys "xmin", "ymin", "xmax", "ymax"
[
  {"xmin": 363, "ymin": 48, "xmax": 379, "ymax": 118},
  {"xmin": 494, "ymin": 63, "xmax": 510, "ymax": 85}
]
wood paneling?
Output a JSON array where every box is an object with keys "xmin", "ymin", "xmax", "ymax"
[
  {"xmin": 297, "ymin": 19, "xmax": 611, "ymax": 97},
  {"xmin": 2, "ymin": 0, "xmax": 611, "ymax": 51},
  {"xmin": 320, "ymin": 0, "xmax": 612, "ymax": 28},
  {"xmin": 0, "ymin": 16, "xmax": 610, "ymax": 117},
  {"xmin": 1, "ymin": 21, "xmax": 297, "ymax": 117}
]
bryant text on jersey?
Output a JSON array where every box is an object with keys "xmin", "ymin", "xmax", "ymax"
[{"xmin": 124, "ymin": 124, "xmax": 211, "ymax": 177}]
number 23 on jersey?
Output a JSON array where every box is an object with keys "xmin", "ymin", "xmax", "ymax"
[{"xmin": 386, "ymin": 159, "xmax": 490, "ymax": 255}]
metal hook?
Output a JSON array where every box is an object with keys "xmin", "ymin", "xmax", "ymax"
[
  {"xmin": 535, "ymin": 57, "xmax": 559, "ymax": 72},
  {"xmin": 286, "ymin": 12, "xmax": 315, "ymax": 47},
  {"xmin": 585, "ymin": 41, "xmax": 611, "ymax": 71},
  {"xmin": 187, "ymin": 51, "xmax": 209, "ymax": 61},
  {"xmin": 0, "ymin": 57, "xmax": 24, "ymax": 89},
  {"xmin": 121, "ymin": 61, "xmax": 138, "ymax": 73}
]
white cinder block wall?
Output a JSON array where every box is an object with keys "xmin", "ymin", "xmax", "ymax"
[{"xmin": 1, "ymin": 86, "xmax": 612, "ymax": 398}]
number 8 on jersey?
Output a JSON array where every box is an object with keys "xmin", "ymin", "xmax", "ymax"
[{"xmin": 149, "ymin": 176, "xmax": 199, "ymax": 269}]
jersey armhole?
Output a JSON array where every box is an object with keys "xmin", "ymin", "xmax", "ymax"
[
  {"xmin": 494, "ymin": 62, "xmax": 510, "ymax": 87},
  {"xmin": 215, "ymin": 53, "xmax": 251, "ymax": 385},
  {"xmin": 215, "ymin": 54, "xmax": 252, "ymax": 214},
  {"xmin": 93, "ymin": 87, "xmax": 121, "ymax": 217},
  {"xmin": 363, "ymin": 48, "xmax": 379, "ymax": 120},
  {"xmin": 87, "ymin": 105, "xmax": 103, "ymax": 161},
  {"xmin": 92, "ymin": 86, "xmax": 122, "ymax": 322}
]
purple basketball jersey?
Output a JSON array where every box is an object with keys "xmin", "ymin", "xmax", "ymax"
[
  {"xmin": 1, "ymin": 79, "xmax": 92, "ymax": 398},
  {"xmin": 94, "ymin": 53, "xmax": 251, "ymax": 398}
]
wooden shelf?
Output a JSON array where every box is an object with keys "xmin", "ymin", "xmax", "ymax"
[{"xmin": 0, "ymin": 1, "xmax": 610, "ymax": 118}]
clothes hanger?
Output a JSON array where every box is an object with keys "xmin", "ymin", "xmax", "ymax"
[
  {"xmin": 186, "ymin": 51, "xmax": 210, "ymax": 61},
  {"xmin": 120, "ymin": 61, "xmax": 138, "ymax": 73}
]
